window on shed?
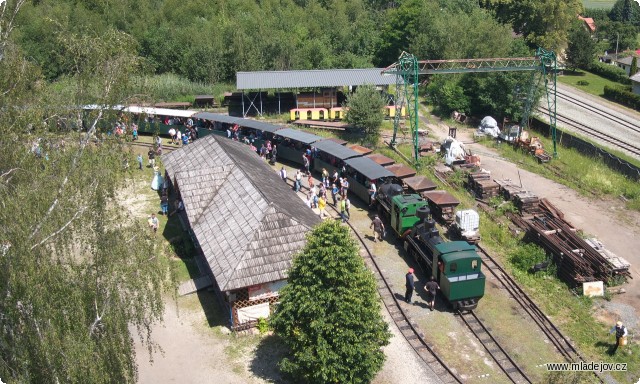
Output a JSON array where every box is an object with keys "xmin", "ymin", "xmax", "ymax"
[
  {"xmin": 471, "ymin": 260, "xmax": 478, "ymax": 270},
  {"xmin": 450, "ymin": 262, "xmax": 457, "ymax": 273}
]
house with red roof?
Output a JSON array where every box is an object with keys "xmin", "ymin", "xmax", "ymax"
[{"xmin": 578, "ymin": 16, "xmax": 596, "ymax": 33}]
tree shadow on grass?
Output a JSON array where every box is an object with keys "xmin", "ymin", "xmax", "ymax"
[
  {"xmin": 249, "ymin": 334, "xmax": 293, "ymax": 383},
  {"xmin": 561, "ymin": 69, "xmax": 586, "ymax": 77}
]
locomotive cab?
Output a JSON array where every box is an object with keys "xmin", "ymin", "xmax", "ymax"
[
  {"xmin": 435, "ymin": 242, "xmax": 485, "ymax": 311},
  {"xmin": 389, "ymin": 194, "xmax": 428, "ymax": 237}
]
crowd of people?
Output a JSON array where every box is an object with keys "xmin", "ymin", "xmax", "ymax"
[{"xmin": 280, "ymin": 162, "xmax": 352, "ymax": 223}]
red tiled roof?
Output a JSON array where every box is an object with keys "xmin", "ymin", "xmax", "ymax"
[{"xmin": 578, "ymin": 16, "xmax": 596, "ymax": 32}]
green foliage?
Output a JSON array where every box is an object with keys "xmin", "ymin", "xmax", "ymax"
[
  {"xmin": 344, "ymin": 85, "xmax": 386, "ymax": 146},
  {"xmin": 482, "ymin": 0, "xmax": 585, "ymax": 50},
  {"xmin": 576, "ymin": 80, "xmax": 590, "ymax": 85},
  {"xmin": 15, "ymin": 0, "xmax": 383, "ymax": 83},
  {"xmin": 604, "ymin": 84, "xmax": 640, "ymax": 110},
  {"xmin": 632, "ymin": 56, "xmax": 638, "ymax": 75},
  {"xmin": 427, "ymin": 76, "xmax": 470, "ymax": 115},
  {"xmin": 588, "ymin": 62, "xmax": 632, "ymax": 84},
  {"xmin": 271, "ymin": 221, "xmax": 390, "ymax": 384},
  {"xmin": 257, "ymin": 317, "xmax": 270, "ymax": 334},
  {"xmin": 0, "ymin": 12, "xmax": 170, "ymax": 382},
  {"xmin": 543, "ymin": 370, "xmax": 598, "ymax": 383},
  {"xmin": 489, "ymin": 197, "xmax": 518, "ymax": 215},
  {"xmin": 566, "ymin": 26, "xmax": 598, "ymax": 70},
  {"xmin": 596, "ymin": 20, "xmax": 639, "ymax": 52},
  {"xmin": 610, "ymin": 0, "xmax": 640, "ymax": 25},
  {"xmin": 129, "ymin": 74, "xmax": 232, "ymax": 103},
  {"xmin": 508, "ymin": 243, "xmax": 548, "ymax": 272},
  {"xmin": 583, "ymin": 8, "xmax": 613, "ymax": 21}
]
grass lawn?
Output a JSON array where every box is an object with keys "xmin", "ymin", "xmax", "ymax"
[
  {"xmin": 582, "ymin": 0, "xmax": 615, "ymax": 8},
  {"xmin": 126, "ymin": 139, "xmax": 201, "ymax": 286},
  {"xmin": 557, "ymin": 69, "xmax": 623, "ymax": 97}
]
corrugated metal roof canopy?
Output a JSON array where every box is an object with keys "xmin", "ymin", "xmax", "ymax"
[
  {"xmin": 125, "ymin": 106, "xmax": 197, "ymax": 118},
  {"xmin": 193, "ymin": 112, "xmax": 241, "ymax": 125},
  {"xmin": 345, "ymin": 157, "xmax": 394, "ymax": 180},
  {"xmin": 275, "ymin": 128, "xmax": 322, "ymax": 144},
  {"xmin": 313, "ymin": 140, "xmax": 361, "ymax": 160},
  {"xmin": 237, "ymin": 68, "xmax": 396, "ymax": 90},
  {"xmin": 194, "ymin": 112, "xmax": 284, "ymax": 133}
]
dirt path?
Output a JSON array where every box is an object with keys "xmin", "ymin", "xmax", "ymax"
[{"xmin": 133, "ymin": 295, "xmax": 253, "ymax": 384}]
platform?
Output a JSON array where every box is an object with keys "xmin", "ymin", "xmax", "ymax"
[{"xmin": 292, "ymin": 120, "xmax": 350, "ymax": 130}]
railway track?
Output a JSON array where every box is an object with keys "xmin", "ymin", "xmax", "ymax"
[
  {"xmin": 555, "ymin": 90, "xmax": 640, "ymax": 135},
  {"xmin": 476, "ymin": 245, "xmax": 582, "ymax": 362},
  {"xmin": 537, "ymin": 106, "xmax": 640, "ymax": 157},
  {"xmin": 475, "ymin": 245, "xmax": 604, "ymax": 383},
  {"xmin": 293, "ymin": 181, "xmax": 462, "ymax": 383},
  {"xmin": 457, "ymin": 310, "xmax": 531, "ymax": 384},
  {"xmin": 346, "ymin": 223, "xmax": 462, "ymax": 384}
]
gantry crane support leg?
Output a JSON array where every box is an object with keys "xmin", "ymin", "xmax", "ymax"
[{"xmin": 384, "ymin": 48, "xmax": 558, "ymax": 162}]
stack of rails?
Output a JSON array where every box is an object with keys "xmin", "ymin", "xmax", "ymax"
[
  {"xmin": 467, "ymin": 172, "xmax": 500, "ymax": 200},
  {"xmin": 518, "ymin": 198, "xmax": 632, "ymax": 286}
]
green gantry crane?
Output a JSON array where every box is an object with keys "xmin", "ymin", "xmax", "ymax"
[{"xmin": 382, "ymin": 47, "xmax": 558, "ymax": 164}]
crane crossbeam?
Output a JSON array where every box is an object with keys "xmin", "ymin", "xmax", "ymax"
[{"xmin": 383, "ymin": 57, "xmax": 540, "ymax": 75}]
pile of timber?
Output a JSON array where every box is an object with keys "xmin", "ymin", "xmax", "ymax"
[
  {"xmin": 494, "ymin": 179, "xmax": 527, "ymax": 201},
  {"xmin": 512, "ymin": 191, "xmax": 542, "ymax": 216},
  {"xmin": 523, "ymin": 198, "xmax": 631, "ymax": 286},
  {"xmin": 467, "ymin": 172, "xmax": 500, "ymax": 200}
]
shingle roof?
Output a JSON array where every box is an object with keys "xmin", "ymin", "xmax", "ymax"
[
  {"xmin": 237, "ymin": 68, "xmax": 396, "ymax": 90},
  {"xmin": 578, "ymin": 16, "xmax": 596, "ymax": 32},
  {"xmin": 631, "ymin": 73, "xmax": 640, "ymax": 83},
  {"xmin": 162, "ymin": 136, "xmax": 320, "ymax": 291}
]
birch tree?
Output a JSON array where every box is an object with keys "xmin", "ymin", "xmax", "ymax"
[{"xmin": 0, "ymin": 9, "xmax": 170, "ymax": 383}]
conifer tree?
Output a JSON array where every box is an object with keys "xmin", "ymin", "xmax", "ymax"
[{"xmin": 271, "ymin": 220, "xmax": 391, "ymax": 384}]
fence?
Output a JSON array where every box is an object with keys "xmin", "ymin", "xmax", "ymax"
[{"xmin": 530, "ymin": 117, "xmax": 640, "ymax": 181}]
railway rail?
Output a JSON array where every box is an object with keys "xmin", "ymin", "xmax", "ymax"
[
  {"xmin": 457, "ymin": 310, "xmax": 531, "ymax": 384},
  {"xmin": 293, "ymin": 181, "xmax": 462, "ymax": 383},
  {"xmin": 537, "ymin": 106, "xmax": 640, "ymax": 158},
  {"xmin": 476, "ymin": 245, "xmax": 580, "ymax": 362},
  {"xmin": 394, "ymin": 147, "xmax": 604, "ymax": 383},
  {"xmin": 476, "ymin": 245, "xmax": 604, "ymax": 383},
  {"xmin": 555, "ymin": 90, "xmax": 640, "ymax": 135}
]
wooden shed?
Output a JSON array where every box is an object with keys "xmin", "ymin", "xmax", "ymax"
[{"xmin": 162, "ymin": 135, "xmax": 320, "ymax": 330}]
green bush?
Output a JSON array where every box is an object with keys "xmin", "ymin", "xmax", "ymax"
[
  {"xmin": 508, "ymin": 243, "xmax": 547, "ymax": 272},
  {"xmin": 256, "ymin": 317, "xmax": 269, "ymax": 334},
  {"xmin": 588, "ymin": 62, "xmax": 632, "ymax": 85},
  {"xmin": 603, "ymin": 85, "xmax": 640, "ymax": 111},
  {"xmin": 576, "ymin": 80, "xmax": 589, "ymax": 86}
]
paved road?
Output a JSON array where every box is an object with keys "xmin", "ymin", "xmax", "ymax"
[{"xmin": 538, "ymin": 83, "xmax": 640, "ymax": 160}]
